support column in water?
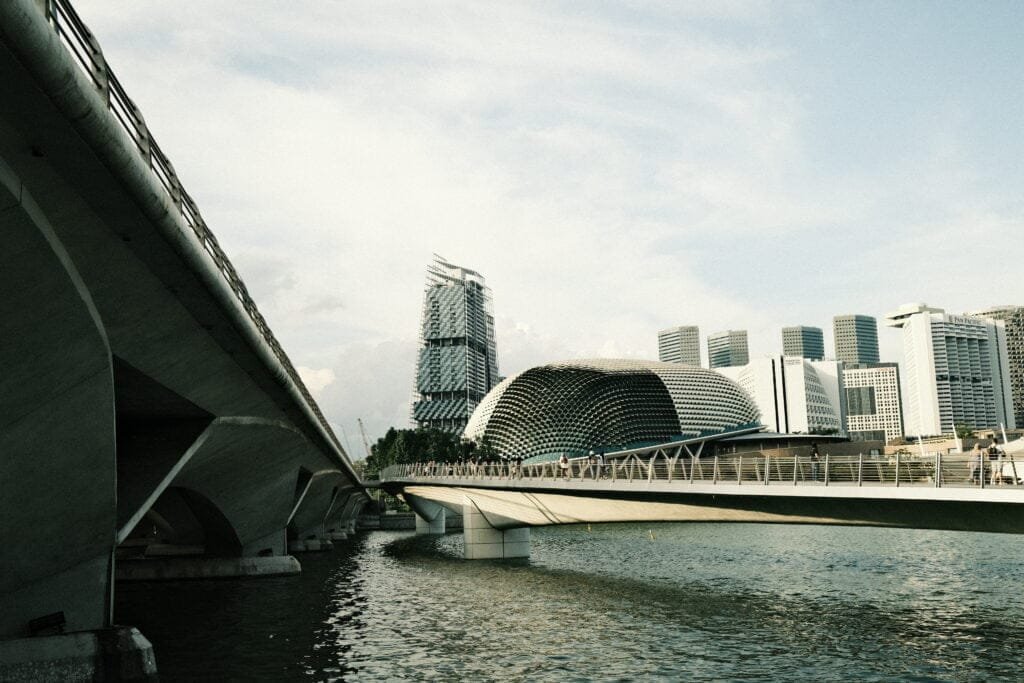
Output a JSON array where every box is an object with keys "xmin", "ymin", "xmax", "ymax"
[
  {"xmin": 405, "ymin": 494, "xmax": 447, "ymax": 535},
  {"xmin": 462, "ymin": 499, "xmax": 530, "ymax": 559},
  {"xmin": 415, "ymin": 510, "xmax": 446, "ymax": 535}
]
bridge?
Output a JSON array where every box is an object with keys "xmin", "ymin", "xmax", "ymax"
[
  {"xmin": 380, "ymin": 439, "xmax": 1024, "ymax": 559},
  {"xmin": 0, "ymin": 0, "xmax": 367, "ymax": 677}
]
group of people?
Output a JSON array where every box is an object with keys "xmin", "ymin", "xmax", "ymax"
[
  {"xmin": 411, "ymin": 455, "xmax": 524, "ymax": 477},
  {"xmin": 557, "ymin": 450, "xmax": 607, "ymax": 479},
  {"xmin": 968, "ymin": 441, "xmax": 1004, "ymax": 484}
]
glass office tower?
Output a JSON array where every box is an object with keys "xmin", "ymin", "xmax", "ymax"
[
  {"xmin": 707, "ymin": 330, "xmax": 749, "ymax": 369},
  {"xmin": 833, "ymin": 314, "xmax": 880, "ymax": 364},
  {"xmin": 782, "ymin": 325, "xmax": 825, "ymax": 360},
  {"xmin": 658, "ymin": 325, "xmax": 701, "ymax": 366}
]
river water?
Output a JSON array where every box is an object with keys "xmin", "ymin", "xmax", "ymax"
[{"xmin": 116, "ymin": 524, "xmax": 1024, "ymax": 681}]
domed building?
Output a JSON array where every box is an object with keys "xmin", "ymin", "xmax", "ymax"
[{"xmin": 464, "ymin": 359, "xmax": 760, "ymax": 461}]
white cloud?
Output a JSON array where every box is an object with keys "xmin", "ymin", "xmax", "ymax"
[
  {"xmin": 296, "ymin": 367, "xmax": 336, "ymax": 397},
  {"xmin": 71, "ymin": 1, "xmax": 1024, "ymax": 443}
]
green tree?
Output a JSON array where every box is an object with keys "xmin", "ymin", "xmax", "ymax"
[
  {"xmin": 363, "ymin": 426, "xmax": 483, "ymax": 476},
  {"xmin": 955, "ymin": 424, "xmax": 976, "ymax": 439}
]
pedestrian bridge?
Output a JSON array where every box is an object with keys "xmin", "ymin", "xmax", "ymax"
[{"xmin": 379, "ymin": 443, "xmax": 1024, "ymax": 559}]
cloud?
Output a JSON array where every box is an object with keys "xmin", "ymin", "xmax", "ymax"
[
  {"xmin": 297, "ymin": 366, "xmax": 336, "ymax": 397},
  {"xmin": 72, "ymin": 1, "xmax": 1024, "ymax": 443}
]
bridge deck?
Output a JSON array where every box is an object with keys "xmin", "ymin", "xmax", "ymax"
[{"xmin": 380, "ymin": 454, "xmax": 1024, "ymax": 534}]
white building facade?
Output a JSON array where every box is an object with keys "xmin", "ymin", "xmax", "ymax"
[
  {"xmin": 657, "ymin": 325, "xmax": 701, "ymax": 366},
  {"xmin": 842, "ymin": 363, "xmax": 903, "ymax": 443},
  {"xmin": 717, "ymin": 356, "xmax": 846, "ymax": 436},
  {"xmin": 885, "ymin": 303, "xmax": 1015, "ymax": 437}
]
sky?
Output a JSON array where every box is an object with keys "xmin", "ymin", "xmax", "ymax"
[{"xmin": 72, "ymin": 1, "xmax": 1024, "ymax": 454}]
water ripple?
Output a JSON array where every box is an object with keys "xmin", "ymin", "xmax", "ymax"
[{"xmin": 116, "ymin": 524, "xmax": 1024, "ymax": 681}]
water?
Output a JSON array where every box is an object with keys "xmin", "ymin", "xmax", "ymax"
[{"xmin": 116, "ymin": 524, "xmax": 1024, "ymax": 681}]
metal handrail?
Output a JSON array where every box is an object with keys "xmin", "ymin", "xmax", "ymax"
[
  {"xmin": 381, "ymin": 452, "xmax": 1023, "ymax": 490},
  {"xmin": 38, "ymin": 0, "xmax": 340, "ymax": 449}
]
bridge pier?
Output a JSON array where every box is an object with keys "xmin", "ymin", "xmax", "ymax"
[
  {"xmin": 0, "ymin": 626, "xmax": 157, "ymax": 682},
  {"xmin": 463, "ymin": 501, "xmax": 530, "ymax": 560},
  {"xmin": 404, "ymin": 494, "xmax": 448, "ymax": 535}
]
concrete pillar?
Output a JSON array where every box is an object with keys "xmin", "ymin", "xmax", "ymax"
[
  {"xmin": 415, "ymin": 510, "xmax": 446, "ymax": 535},
  {"xmin": 0, "ymin": 159, "xmax": 117, "ymax": 638},
  {"xmin": 116, "ymin": 555, "xmax": 300, "ymax": 580},
  {"xmin": 462, "ymin": 501, "xmax": 530, "ymax": 559},
  {"xmin": 0, "ymin": 626, "xmax": 156, "ymax": 682},
  {"xmin": 405, "ymin": 494, "xmax": 447, "ymax": 535}
]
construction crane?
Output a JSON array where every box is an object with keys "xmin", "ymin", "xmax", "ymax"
[{"xmin": 357, "ymin": 418, "xmax": 373, "ymax": 459}]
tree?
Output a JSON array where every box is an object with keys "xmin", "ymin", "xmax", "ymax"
[
  {"xmin": 362, "ymin": 426, "xmax": 479, "ymax": 476},
  {"xmin": 955, "ymin": 424, "xmax": 976, "ymax": 440}
]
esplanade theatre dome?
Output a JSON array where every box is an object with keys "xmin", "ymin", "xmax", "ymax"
[{"xmin": 464, "ymin": 359, "xmax": 760, "ymax": 461}]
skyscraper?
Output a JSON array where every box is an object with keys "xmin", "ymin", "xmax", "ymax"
[
  {"xmin": 707, "ymin": 330, "xmax": 749, "ymax": 369},
  {"xmin": 885, "ymin": 303, "xmax": 1015, "ymax": 436},
  {"xmin": 969, "ymin": 306, "xmax": 1024, "ymax": 429},
  {"xmin": 658, "ymin": 326, "xmax": 701, "ymax": 366},
  {"xmin": 833, "ymin": 314, "xmax": 880, "ymax": 364},
  {"xmin": 412, "ymin": 255, "xmax": 500, "ymax": 433},
  {"xmin": 781, "ymin": 326, "xmax": 825, "ymax": 360}
]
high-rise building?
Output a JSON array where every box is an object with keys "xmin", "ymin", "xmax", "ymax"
[
  {"xmin": 717, "ymin": 357, "xmax": 846, "ymax": 435},
  {"xmin": 658, "ymin": 326, "xmax": 701, "ymax": 366},
  {"xmin": 412, "ymin": 255, "xmax": 500, "ymax": 433},
  {"xmin": 707, "ymin": 330, "xmax": 749, "ymax": 369},
  {"xmin": 969, "ymin": 306, "xmax": 1024, "ymax": 430},
  {"xmin": 782, "ymin": 326, "xmax": 825, "ymax": 360},
  {"xmin": 885, "ymin": 303, "xmax": 1015, "ymax": 436},
  {"xmin": 833, "ymin": 314, "xmax": 880, "ymax": 364},
  {"xmin": 843, "ymin": 363, "xmax": 903, "ymax": 443}
]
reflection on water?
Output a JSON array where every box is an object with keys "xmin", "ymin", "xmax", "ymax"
[{"xmin": 116, "ymin": 524, "xmax": 1024, "ymax": 681}]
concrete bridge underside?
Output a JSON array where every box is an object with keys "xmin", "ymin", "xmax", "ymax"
[
  {"xmin": 0, "ymin": 0, "xmax": 367, "ymax": 666},
  {"xmin": 395, "ymin": 480, "xmax": 1024, "ymax": 539}
]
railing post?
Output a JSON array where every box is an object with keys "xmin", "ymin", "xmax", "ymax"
[
  {"xmin": 935, "ymin": 452, "xmax": 941, "ymax": 488},
  {"xmin": 793, "ymin": 454, "xmax": 799, "ymax": 485},
  {"xmin": 648, "ymin": 456, "xmax": 655, "ymax": 483},
  {"xmin": 737, "ymin": 455, "xmax": 743, "ymax": 484},
  {"xmin": 713, "ymin": 455, "xmax": 719, "ymax": 484},
  {"xmin": 895, "ymin": 451, "xmax": 901, "ymax": 488},
  {"xmin": 824, "ymin": 454, "xmax": 830, "ymax": 486},
  {"xmin": 857, "ymin": 453, "xmax": 863, "ymax": 486},
  {"xmin": 764, "ymin": 456, "xmax": 770, "ymax": 486}
]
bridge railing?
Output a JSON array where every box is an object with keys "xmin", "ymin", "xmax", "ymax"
[
  {"xmin": 381, "ymin": 452, "xmax": 1024, "ymax": 489},
  {"xmin": 37, "ymin": 0, "xmax": 340, "ymax": 450}
]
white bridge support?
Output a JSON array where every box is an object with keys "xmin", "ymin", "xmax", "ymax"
[
  {"xmin": 415, "ymin": 510, "xmax": 446, "ymax": 535},
  {"xmin": 404, "ymin": 494, "xmax": 447, "ymax": 535},
  {"xmin": 463, "ymin": 500, "xmax": 530, "ymax": 560}
]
